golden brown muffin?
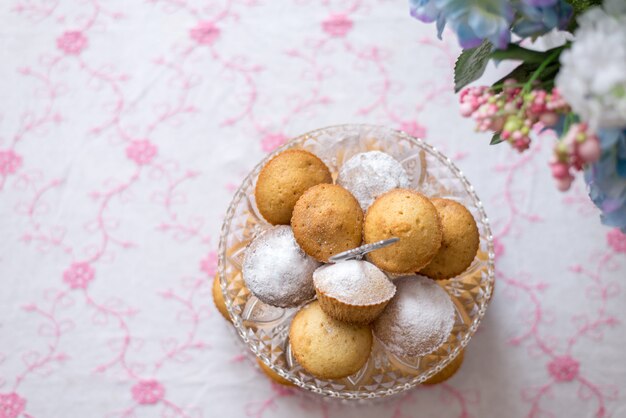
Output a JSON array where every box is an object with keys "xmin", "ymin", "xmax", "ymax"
[
  {"xmin": 255, "ymin": 149, "xmax": 332, "ymax": 225},
  {"xmin": 257, "ymin": 358, "xmax": 295, "ymax": 387},
  {"xmin": 291, "ymin": 184, "xmax": 364, "ymax": 262},
  {"xmin": 212, "ymin": 274, "xmax": 230, "ymax": 321},
  {"xmin": 423, "ymin": 350, "xmax": 465, "ymax": 385},
  {"xmin": 289, "ymin": 301, "xmax": 372, "ymax": 380},
  {"xmin": 313, "ymin": 260, "xmax": 395, "ymax": 324},
  {"xmin": 419, "ymin": 198, "xmax": 479, "ymax": 280},
  {"xmin": 363, "ymin": 189, "xmax": 442, "ymax": 274}
]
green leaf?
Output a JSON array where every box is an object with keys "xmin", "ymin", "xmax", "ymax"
[
  {"xmin": 490, "ymin": 44, "xmax": 547, "ymax": 63},
  {"xmin": 566, "ymin": 0, "xmax": 602, "ymax": 15},
  {"xmin": 454, "ymin": 40, "xmax": 493, "ymax": 93},
  {"xmin": 491, "ymin": 61, "xmax": 560, "ymax": 91},
  {"xmin": 490, "ymin": 132, "xmax": 504, "ymax": 145},
  {"xmin": 491, "ymin": 45, "xmax": 566, "ymax": 90}
]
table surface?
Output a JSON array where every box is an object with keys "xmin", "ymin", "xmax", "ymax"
[{"xmin": 1, "ymin": 1, "xmax": 625, "ymax": 417}]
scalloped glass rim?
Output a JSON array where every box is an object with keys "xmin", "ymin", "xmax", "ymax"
[{"xmin": 218, "ymin": 124, "xmax": 495, "ymax": 400}]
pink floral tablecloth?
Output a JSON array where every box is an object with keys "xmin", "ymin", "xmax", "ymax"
[{"xmin": 1, "ymin": 1, "xmax": 625, "ymax": 417}]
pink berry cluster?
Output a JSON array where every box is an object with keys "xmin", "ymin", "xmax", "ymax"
[
  {"xmin": 459, "ymin": 79, "xmax": 569, "ymax": 152},
  {"xmin": 550, "ymin": 123, "xmax": 600, "ymax": 191}
]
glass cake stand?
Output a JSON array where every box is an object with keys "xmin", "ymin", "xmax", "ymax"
[{"xmin": 217, "ymin": 124, "xmax": 495, "ymax": 400}]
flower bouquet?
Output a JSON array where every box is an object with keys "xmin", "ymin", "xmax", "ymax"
[{"xmin": 410, "ymin": 0, "xmax": 626, "ymax": 231}]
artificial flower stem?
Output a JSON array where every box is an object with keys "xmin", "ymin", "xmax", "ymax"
[{"xmin": 522, "ymin": 49, "xmax": 561, "ymax": 95}]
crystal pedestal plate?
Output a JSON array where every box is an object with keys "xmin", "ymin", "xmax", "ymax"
[{"xmin": 218, "ymin": 124, "xmax": 495, "ymax": 400}]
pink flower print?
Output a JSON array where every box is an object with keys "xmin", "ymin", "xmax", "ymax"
[
  {"xmin": 0, "ymin": 150, "xmax": 22, "ymax": 176},
  {"xmin": 0, "ymin": 392, "xmax": 26, "ymax": 418},
  {"xmin": 547, "ymin": 355, "xmax": 579, "ymax": 382},
  {"xmin": 132, "ymin": 380, "xmax": 165, "ymax": 405},
  {"xmin": 190, "ymin": 21, "xmax": 220, "ymax": 45},
  {"xmin": 493, "ymin": 237, "xmax": 505, "ymax": 259},
  {"xmin": 126, "ymin": 140, "xmax": 157, "ymax": 165},
  {"xmin": 260, "ymin": 133, "xmax": 287, "ymax": 153},
  {"xmin": 570, "ymin": 264, "xmax": 583, "ymax": 273},
  {"xmin": 63, "ymin": 262, "xmax": 95, "ymax": 289},
  {"xmin": 607, "ymin": 228, "xmax": 626, "ymax": 254},
  {"xmin": 399, "ymin": 121, "xmax": 427, "ymax": 139},
  {"xmin": 270, "ymin": 381, "xmax": 294, "ymax": 397},
  {"xmin": 200, "ymin": 251, "xmax": 218, "ymax": 277},
  {"xmin": 321, "ymin": 14, "xmax": 353, "ymax": 37},
  {"xmin": 56, "ymin": 31, "xmax": 88, "ymax": 55}
]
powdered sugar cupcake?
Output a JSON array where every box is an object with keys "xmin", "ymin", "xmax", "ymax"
[
  {"xmin": 243, "ymin": 226, "xmax": 320, "ymax": 308},
  {"xmin": 337, "ymin": 151, "xmax": 410, "ymax": 211},
  {"xmin": 313, "ymin": 260, "xmax": 396, "ymax": 324},
  {"xmin": 373, "ymin": 276, "xmax": 455, "ymax": 358}
]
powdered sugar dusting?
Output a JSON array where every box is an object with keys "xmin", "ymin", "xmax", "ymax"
[
  {"xmin": 313, "ymin": 260, "xmax": 396, "ymax": 305},
  {"xmin": 373, "ymin": 276, "xmax": 455, "ymax": 358},
  {"xmin": 337, "ymin": 151, "xmax": 410, "ymax": 210},
  {"xmin": 243, "ymin": 226, "xmax": 320, "ymax": 308}
]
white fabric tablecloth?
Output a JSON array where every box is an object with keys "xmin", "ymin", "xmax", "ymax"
[{"xmin": 1, "ymin": 1, "xmax": 625, "ymax": 417}]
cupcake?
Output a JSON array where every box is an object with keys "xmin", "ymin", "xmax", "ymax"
[
  {"xmin": 313, "ymin": 260, "xmax": 396, "ymax": 324},
  {"xmin": 337, "ymin": 151, "xmax": 410, "ymax": 211},
  {"xmin": 243, "ymin": 226, "xmax": 320, "ymax": 308},
  {"xmin": 289, "ymin": 301, "xmax": 372, "ymax": 380},
  {"xmin": 255, "ymin": 149, "xmax": 332, "ymax": 225},
  {"xmin": 291, "ymin": 184, "xmax": 363, "ymax": 262},
  {"xmin": 419, "ymin": 198, "xmax": 479, "ymax": 280},
  {"xmin": 373, "ymin": 276, "xmax": 455, "ymax": 358},
  {"xmin": 363, "ymin": 189, "xmax": 442, "ymax": 274}
]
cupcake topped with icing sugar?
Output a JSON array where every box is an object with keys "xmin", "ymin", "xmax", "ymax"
[
  {"xmin": 313, "ymin": 260, "xmax": 396, "ymax": 324},
  {"xmin": 337, "ymin": 151, "xmax": 410, "ymax": 211},
  {"xmin": 243, "ymin": 226, "xmax": 320, "ymax": 308},
  {"xmin": 373, "ymin": 276, "xmax": 455, "ymax": 358}
]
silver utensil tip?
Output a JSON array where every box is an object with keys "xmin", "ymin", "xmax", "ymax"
[{"xmin": 328, "ymin": 237, "xmax": 400, "ymax": 263}]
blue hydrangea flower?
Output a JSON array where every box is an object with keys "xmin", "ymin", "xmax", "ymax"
[
  {"xmin": 410, "ymin": 0, "xmax": 441, "ymax": 23},
  {"xmin": 410, "ymin": 0, "xmax": 575, "ymax": 48},
  {"xmin": 512, "ymin": 0, "xmax": 574, "ymax": 38},
  {"xmin": 585, "ymin": 128, "xmax": 626, "ymax": 232},
  {"xmin": 410, "ymin": 0, "xmax": 513, "ymax": 49},
  {"xmin": 523, "ymin": 0, "xmax": 557, "ymax": 6},
  {"xmin": 410, "ymin": 0, "xmax": 447, "ymax": 38}
]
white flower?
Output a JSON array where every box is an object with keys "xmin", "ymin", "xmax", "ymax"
[
  {"xmin": 556, "ymin": 1, "xmax": 626, "ymax": 131},
  {"xmin": 604, "ymin": 0, "xmax": 626, "ymax": 15}
]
